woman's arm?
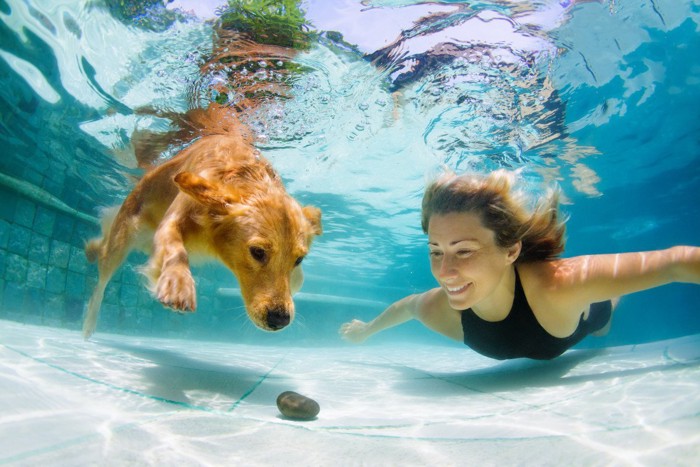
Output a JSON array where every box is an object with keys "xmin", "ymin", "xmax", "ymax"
[
  {"xmin": 339, "ymin": 293, "xmax": 424, "ymax": 344},
  {"xmin": 549, "ymin": 245, "xmax": 700, "ymax": 307}
]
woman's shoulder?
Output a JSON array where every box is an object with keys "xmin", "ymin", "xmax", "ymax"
[
  {"xmin": 517, "ymin": 260, "xmax": 560, "ymax": 285},
  {"xmin": 413, "ymin": 287, "xmax": 451, "ymax": 314},
  {"xmin": 518, "ymin": 257, "xmax": 583, "ymax": 287},
  {"xmin": 517, "ymin": 259, "xmax": 581, "ymax": 306}
]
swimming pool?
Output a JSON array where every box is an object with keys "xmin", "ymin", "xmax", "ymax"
[{"xmin": 1, "ymin": 0, "xmax": 699, "ymax": 464}]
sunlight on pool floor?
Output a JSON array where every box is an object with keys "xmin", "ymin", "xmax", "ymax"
[{"xmin": 1, "ymin": 320, "xmax": 699, "ymax": 465}]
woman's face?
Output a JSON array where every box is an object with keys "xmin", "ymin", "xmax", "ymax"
[{"xmin": 427, "ymin": 211, "xmax": 519, "ymax": 311}]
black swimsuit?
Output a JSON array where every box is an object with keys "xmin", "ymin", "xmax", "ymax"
[{"xmin": 460, "ymin": 268, "xmax": 612, "ymax": 360}]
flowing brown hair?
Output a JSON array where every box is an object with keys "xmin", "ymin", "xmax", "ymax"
[{"xmin": 421, "ymin": 170, "xmax": 566, "ymax": 262}]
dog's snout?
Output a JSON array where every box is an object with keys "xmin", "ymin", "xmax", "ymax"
[{"xmin": 266, "ymin": 308, "xmax": 291, "ymax": 330}]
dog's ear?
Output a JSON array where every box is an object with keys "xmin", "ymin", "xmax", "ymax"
[
  {"xmin": 174, "ymin": 172, "xmax": 245, "ymax": 214},
  {"xmin": 302, "ymin": 206, "xmax": 322, "ymax": 235}
]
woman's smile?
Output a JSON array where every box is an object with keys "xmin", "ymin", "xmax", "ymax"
[{"xmin": 444, "ymin": 283, "xmax": 470, "ymax": 296}]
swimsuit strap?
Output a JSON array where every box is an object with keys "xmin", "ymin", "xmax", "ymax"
[{"xmin": 512, "ymin": 266, "xmax": 527, "ymax": 315}]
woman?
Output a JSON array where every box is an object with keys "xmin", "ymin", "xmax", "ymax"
[{"xmin": 339, "ymin": 170, "xmax": 700, "ymax": 360}]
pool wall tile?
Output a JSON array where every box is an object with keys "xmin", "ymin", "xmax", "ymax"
[
  {"xmin": 8, "ymin": 224, "xmax": 31, "ymax": 256},
  {"xmin": 34, "ymin": 207, "xmax": 56, "ymax": 236},
  {"xmin": 49, "ymin": 240, "xmax": 71, "ymax": 268},
  {"xmin": 46, "ymin": 266, "xmax": 67, "ymax": 294},
  {"xmin": 65, "ymin": 271, "xmax": 86, "ymax": 298},
  {"xmin": 0, "ymin": 190, "xmax": 96, "ymax": 331},
  {"xmin": 14, "ymin": 199, "xmax": 36, "ymax": 228},
  {"xmin": 5, "ymin": 254, "xmax": 28, "ymax": 283},
  {"xmin": 119, "ymin": 283, "xmax": 139, "ymax": 308},
  {"xmin": 65, "ymin": 297, "xmax": 83, "ymax": 322},
  {"xmin": 0, "ymin": 219, "xmax": 9, "ymax": 248},
  {"xmin": 22, "ymin": 169, "xmax": 45, "ymax": 189},
  {"xmin": 29, "ymin": 233, "xmax": 50, "ymax": 263},
  {"xmin": 25, "ymin": 287, "xmax": 46, "ymax": 314},
  {"xmin": 3, "ymin": 281, "xmax": 26, "ymax": 313},
  {"xmin": 104, "ymin": 282, "xmax": 120, "ymax": 305},
  {"xmin": 68, "ymin": 246, "xmax": 88, "ymax": 273},
  {"xmin": 0, "ymin": 186, "xmax": 17, "ymax": 221},
  {"xmin": 100, "ymin": 303, "xmax": 120, "ymax": 328},
  {"xmin": 52, "ymin": 213, "xmax": 75, "ymax": 243},
  {"xmin": 26, "ymin": 262, "xmax": 47, "ymax": 289},
  {"xmin": 42, "ymin": 178, "xmax": 63, "ymax": 200},
  {"xmin": 45, "ymin": 292, "xmax": 66, "ymax": 320}
]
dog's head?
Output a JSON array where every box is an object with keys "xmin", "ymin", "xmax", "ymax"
[{"xmin": 174, "ymin": 171, "xmax": 322, "ymax": 331}]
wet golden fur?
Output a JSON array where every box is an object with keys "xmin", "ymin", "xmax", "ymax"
[{"xmin": 83, "ymin": 104, "xmax": 322, "ymax": 338}]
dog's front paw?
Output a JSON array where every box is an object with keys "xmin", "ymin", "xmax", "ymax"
[{"xmin": 156, "ymin": 267, "xmax": 197, "ymax": 312}]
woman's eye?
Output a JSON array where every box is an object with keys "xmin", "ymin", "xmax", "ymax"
[
  {"xmin": 457, "ymin": 250, "xmax": 473, "ymax": 257},
  {"xmin": 429, "ymin": 251, "xmax": 442, "ymax": 258},
  {"xmin": 250, "ymin": 246, "xmax": 267, "ymax": 263},
  {"xmin": 294, "ymin": 256, "xmax": 304, "ymax": 266}
]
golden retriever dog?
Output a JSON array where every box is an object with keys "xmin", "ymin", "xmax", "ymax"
[{"xmin": 83, "ymin": 103, "xmax": 322, "ymax": 338}]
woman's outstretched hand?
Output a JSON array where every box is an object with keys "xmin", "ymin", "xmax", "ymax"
[{"xmin": 339, "ymin": 319, "xmax": 370, "ymax": 344}]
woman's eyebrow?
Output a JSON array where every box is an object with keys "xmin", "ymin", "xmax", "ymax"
[{"xmin": 428, "ymin": 238, "xmax": 480, "ymax": 246}]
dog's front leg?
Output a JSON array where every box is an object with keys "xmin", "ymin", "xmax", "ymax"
[{"xmin": 151, "ymin": 213, "xmax": 197, "ymax": 312}]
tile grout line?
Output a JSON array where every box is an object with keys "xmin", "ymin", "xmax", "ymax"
[
  {"xmin": 227, "ymin": 354, "xmax": 287, "ymax": 412},
  {"xmin": 2, "ymin": 343, "xmax": 220, "ymax": 413}
]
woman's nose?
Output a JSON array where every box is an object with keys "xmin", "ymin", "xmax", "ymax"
[{"xmin": 438, "ymin": 255, "xmax": 456, "ymax": 278}]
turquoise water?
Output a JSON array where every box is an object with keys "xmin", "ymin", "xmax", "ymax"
[{"xmin": 1, "ymin": 0, "xmax": 699, "ymax": 349}]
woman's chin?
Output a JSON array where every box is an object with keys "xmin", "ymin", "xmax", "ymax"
[
  {"xmin": 446, "ymin": 295, "xmax": 471, "ymax": 311},
  {"xmin": 444, "ymin": 285, "xmax": 473, "ymax": 310}
]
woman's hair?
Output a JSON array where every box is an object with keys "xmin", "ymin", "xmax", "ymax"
[{"xmin": 421, "ymin": 170, "xmax": 566, "ymax": 262}]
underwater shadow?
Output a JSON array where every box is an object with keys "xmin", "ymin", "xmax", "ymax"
[
  {"xmin": 388, "ymin": 348, "xmax": 700, "ymax": 395},
  {"xmin": 436, "ymin": 349, "xmax": 606, "ymax": 394},
  {"xmin": 95, "ymin": 339, "xmax": 286, "ymax": 409},
  {"xmin": 439, "ymin": 351, "xmax": 700, "ymax": 394}
]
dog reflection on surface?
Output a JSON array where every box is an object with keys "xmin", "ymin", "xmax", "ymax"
[{"xmin": 83, "ymin": 104, "xmax": 322, "ymax": 339}]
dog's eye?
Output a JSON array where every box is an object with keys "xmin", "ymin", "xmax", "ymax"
[
  {"xmin": 294, "ymin": 256, "xmax": 304, "ymax": 267},
  {"xmin": 250, "ymin": 246, "xmax": 267, "ymax": 263}
]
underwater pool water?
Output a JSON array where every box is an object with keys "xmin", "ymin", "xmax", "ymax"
[{"xmin": 0, "ymin": 0, "xmax": 699, "ymax": 464}]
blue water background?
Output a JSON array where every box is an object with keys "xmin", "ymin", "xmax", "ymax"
[{"xmin": 0, "ymin": 0, "xmax": 698, "ymax": 348}]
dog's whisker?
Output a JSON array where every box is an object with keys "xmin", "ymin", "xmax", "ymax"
[
  {"xmin": 226, "ymin": 307, "xmax": 258, "ymax": 333},
  {"xmin": 292, "ymin": 311, "xmax": 309, "ymax": 330},
  {"xmin": 220, "ymin": 303, "xmax": 247, "ymax": 314}
]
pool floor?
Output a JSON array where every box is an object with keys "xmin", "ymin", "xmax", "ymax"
[{"xmin": 1, "ymin": 320, "xmax": 699, "ymax": 465}]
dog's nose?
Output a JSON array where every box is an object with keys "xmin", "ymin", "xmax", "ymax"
[{"xmin": 266, "ymin": 308, "xmax": 290, "ymax": 330}]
